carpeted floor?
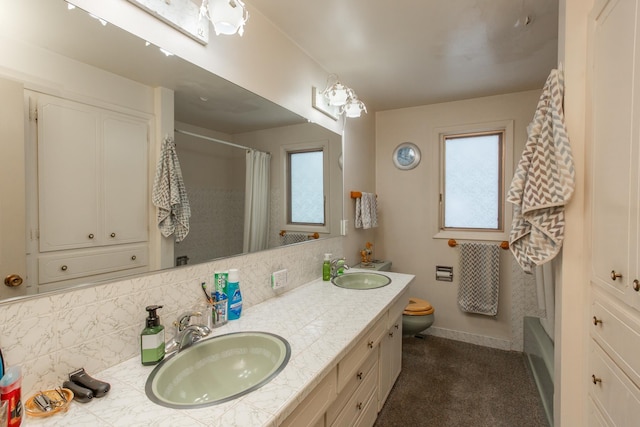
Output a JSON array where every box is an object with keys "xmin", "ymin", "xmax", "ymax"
[{"xmin": 375, "ymin": 335, "xmax": 549, "ymax": 427}]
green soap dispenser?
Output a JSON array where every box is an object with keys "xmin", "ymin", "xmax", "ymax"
[
  {"xmin": 141, "ymin": 305, "xmax": 165, "ymax": 365},
  {"xmin": 323, "ymin": 253, "xmax": 332, "ymax": 281}
]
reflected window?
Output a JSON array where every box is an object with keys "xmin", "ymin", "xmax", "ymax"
[
  {"xmin": 441, "ymin": 130, "xmax": 504, "ymax": 231},
  {"xmin": 288, "ymin": 150, "xmax": 325, "ymax": 225}
]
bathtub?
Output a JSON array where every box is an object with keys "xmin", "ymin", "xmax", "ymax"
[{"xmin": 523, "ymin": 316, "xmax": 554, "ymax": 426}]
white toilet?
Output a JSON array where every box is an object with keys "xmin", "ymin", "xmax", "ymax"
[{"xmin": 402, "ymin": 297, "xmax": 435, "ymax": 336}]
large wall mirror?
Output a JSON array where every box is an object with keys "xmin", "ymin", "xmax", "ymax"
[{"xmin": 0, "ymin": 0, "xmax": 343, "ymax": 302}]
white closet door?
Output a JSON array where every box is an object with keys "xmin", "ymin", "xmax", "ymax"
[
  {"xmin": 591, "ymin": 0, "xmax": 637, "ymax": 299},
  {"xmin": 102, "ymin": 113, "xmax": 149, "ymax": 244},
  {"xmin": 38, "ymin": 96, "xmax": 99, "ymax": 252}
]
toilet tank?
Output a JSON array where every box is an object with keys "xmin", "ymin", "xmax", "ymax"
[{"xmin": 355, "ymin": 260, "xmax": 392, "ymax": 271}]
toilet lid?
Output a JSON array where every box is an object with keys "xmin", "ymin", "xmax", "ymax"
[{"xmin": 404, "ymin": 297, "xmax": 434, "ymax": 315}]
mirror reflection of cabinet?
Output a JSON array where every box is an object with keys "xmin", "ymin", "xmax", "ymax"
[{"xmin": 32, "ymin": 93, "xmax": 151, "ymax": 287}]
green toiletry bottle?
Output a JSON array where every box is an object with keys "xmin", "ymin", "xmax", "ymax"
[
  {"xmin": 141, "ymin": 305, "xmax": 165, "ymax": 365},
  {"xmin": 323, "ymin": 253, "xmax": 331, "ymax": 281}
]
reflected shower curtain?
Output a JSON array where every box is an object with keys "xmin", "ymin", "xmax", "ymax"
[{"xmin": 243, "ymin": 149, "xmax": 271, "ymax": 252}]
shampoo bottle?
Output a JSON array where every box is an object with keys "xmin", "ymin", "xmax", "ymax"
[
  {"xmin": 322, "ymin": 253, "xmax": 331, "ymax": 281},
  {"xmin": 141, "ymin": 305, "xmax": 165, "ymax": 365},
  {"xmin": 227, "ymin": 269, "xmax": 243, "ymax": 320}
]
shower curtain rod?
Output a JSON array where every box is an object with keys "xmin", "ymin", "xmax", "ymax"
[{"xmin": 174, "ymin": 128, "xmax": 269, "ymax": 154}]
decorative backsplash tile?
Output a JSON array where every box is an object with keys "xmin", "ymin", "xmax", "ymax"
[{"xmin": 0, "ymin": 237, "xmax": 343, "ymax": 397}]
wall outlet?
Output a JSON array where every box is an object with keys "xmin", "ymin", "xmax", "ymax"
[{"xmin": 271, "ymin": 269, "xmax": 288, "ymax": 289}]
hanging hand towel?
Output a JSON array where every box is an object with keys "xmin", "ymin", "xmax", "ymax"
[
  {"xmin": 152, "ymin": 136, "xmax": 191, "ymax": 242},
  {"xmin": 355, "ymin": 192, "xmax": 378, "ymax": 229},
  {"xmin": 507, "ymin": 69, "xmax": 575, "ymax": 273},
  {"xmin": 458, "ymin": 242, "xmax": 500, "ymax": 316}
]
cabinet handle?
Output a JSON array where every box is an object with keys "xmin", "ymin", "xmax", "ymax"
[
  {"xmin": 592, "ymin": 316, "xmax": 603, "ymax": 326},
  {"xmin": 394, "ymin": 324, "xmax": 399, "ymax": 329},
  {"xmin": 367, "ymin": 340, "xmax": 374, "ymax": 349},
  {"xmin": 389, "ymin": 331, "xmax": 394, "ymax": 337},
  {"xmin": 131, "ymin": 255, "xmax": 137, "ymax": 261},
  {"xmin": 357, "ymin": 372, "xmax": 363, "ymax": 380},
  {"xmin": 88, "ymin": 233, "xmax": 94, "ymax": 239},
  {"xmin": 110, "ymin": 232, "xmax": 116, "ymax": 238},
  {"xmin": 592, "ymin": 374, "xmax": 602, "ymax": 385},
  {"xmin": 634, "ymin": 280, "xmax": 640, "ymax": 292},
  {"xmin": 356, "ymin": 402, "xmax": 363, "ymax": 411},
  {"xmin": 61, "ymin": 265, "xmax": 68, "ymax": 271},
  {"xmin": 610, "ymin": 270, "xmax": 622, "ymax": 281}
]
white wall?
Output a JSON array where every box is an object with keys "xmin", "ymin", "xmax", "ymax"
[{"xmin": 375, "ymin": 90, "xmax": 542, "ymax": 350}]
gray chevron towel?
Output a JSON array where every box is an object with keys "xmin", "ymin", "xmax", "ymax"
[
  {"xmin": 507, "ymin": 69, "xmax": 575, "ymax": 273},
  {"xmin": 152, "ymin": 136, "xmax": 191, "ymax": 243},
  {"xmin": 458, "ymin": 243, "xmax": 500, "ymax": 316}
]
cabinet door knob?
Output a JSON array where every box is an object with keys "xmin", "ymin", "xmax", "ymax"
[
  {"xmin": 4, "ymin": 274, "xmax": 23, "ymax": 287},
  {"xmin": 131, "ymin": 255, "xmax": 137, "ymax": 261},
  {"xmin": 110, "ymin": 232, "xmax": 116, "ymax": 238},
  {"xmin": 394, "ymin": 324, "xmax": 399, "ymax": 329},
  {"xmin": 88, "ymin": 233, "xmax": 94, "ymax": 239},
  {"xmin": 367, "ymin": 340, "xmax": 374, "ymax": 349},
  {"xmin": 610, "ymin": 270, "xmax": 622, "ymax": 281},
  {"xmin": 61, "ymin": 265, "xmax": 68, "ymax": 271},
  {"xmin": 356, "ymin": 402, "xmax": 363, "ymax": 411},
  {"xmin": 592, "ymin": 374, "xmax": 602, "ymax": 385},
  {"xmin": 389, "ymin": 331, "xmax": 394, "ymax": 337},
  {"xmin": 593, "ymin": 316, "xmax": 603, "ymax": 326},
  {"xmin": 634, "ymin": 279, "xmax": 640, "ymax": 292},
  {"xmin": 357, "ymin": 372, "xmax": 363, "ymax": 380}
]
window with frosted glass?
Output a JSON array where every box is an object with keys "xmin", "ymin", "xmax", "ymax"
[
  {"xmin": 288, "ymin": 150, "xmax": 325, "ymax": 225},
  {"xmin": 442, "ymin": 131, "xmax": 503, "ymax": 230}
]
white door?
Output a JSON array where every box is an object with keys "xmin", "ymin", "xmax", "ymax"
[{"xmin": 0, "ymin": 78, "xmax": 27, "ymax": 299}]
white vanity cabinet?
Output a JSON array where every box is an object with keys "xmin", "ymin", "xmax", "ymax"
[
  {"xmin": 281, "ymin": 290, "xmax": 408, "ymax": 427},
  {"xmin": 379, "ymin": 297, "xmax": 405, "ymax": 409},
  {"xmin": 32, "ymin": 93, "xmax": 150, "ymax": 285},
  {"xmin": 588, "ymin": 0, "xmax": 640, "ymax": 424}
]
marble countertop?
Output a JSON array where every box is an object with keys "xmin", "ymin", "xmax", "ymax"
[{"xmin": 26, "ymin": 270, "xmax": 413, "ymax": 426}]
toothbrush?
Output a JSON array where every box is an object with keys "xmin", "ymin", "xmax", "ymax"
[{"xmin": 201, "ymin": 282, "xmax": 214, "ymax": 304}]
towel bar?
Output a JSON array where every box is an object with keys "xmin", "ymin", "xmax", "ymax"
[{"xmin": 447, "ymin": 239, "xmax": 509, "ymax": 250}]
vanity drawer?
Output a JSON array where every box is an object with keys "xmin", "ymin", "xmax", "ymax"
[
  {"xmin": 281, "ymin": 366, "xmax": 337, "ymax": 427},
  {"xmin": 589, "ymin": 342, "xmax": 640, "ymax": 427},
  {"xmin": 39, "ymin": 244, "xmax": 148, "ymax": 284},
  {"xmin": 327, "ymin": 350, "xmax": 378, "ymax": 425},
  {"xmin": 337, "ymin": 314, "xmax": 386, "ymax": 392},
  {"xmin": 330, "ymin": 357, "xmax": 378, "ymax": 427},
  {"xmin": 591, "ymin": 292, "xmax": 640, "ymax": 385}
]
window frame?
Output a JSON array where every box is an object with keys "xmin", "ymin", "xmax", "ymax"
[
  {"xmin": 282, "ymin": 140, "xmax": 330, "ymax": 233},
  {"xmin": 434, "ymin": 120, "xmax": 514, "ymax": 242}
]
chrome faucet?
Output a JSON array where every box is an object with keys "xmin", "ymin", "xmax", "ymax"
[
  {"xmin": 330, "ymin": 257, "xmax": 350, "ymax": 279},
  {"xmin": 166, "ymin": 311, "xmax": 211, "ymax": 355}
]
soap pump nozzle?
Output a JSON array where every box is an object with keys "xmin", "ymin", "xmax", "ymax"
[{"xmin": 145, "ymin": 305, "xmax": 163, "ymax": 328}]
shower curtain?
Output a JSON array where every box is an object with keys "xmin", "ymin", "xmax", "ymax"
[{"xmin": 243, "ymin": 149, "xmax": 271, "ymax": 253}]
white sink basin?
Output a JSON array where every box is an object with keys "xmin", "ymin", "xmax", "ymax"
[
  {"xmin": 145, "ymin": 331, "xmax": 290, "ymax": 408},
  {"xmin": 332, "ymin": 272, "xmax": 391, "ymax": 289}
]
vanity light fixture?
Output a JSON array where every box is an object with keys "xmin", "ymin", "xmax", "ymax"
[
  {"xmin": 200, "ymin": 0, "xmax": 249, "ymax": 36},
  {"xmin": 343, "ymin": 95, "xmax": 367, "ymax": 118},
  {"xmin": 317, "ymin": 74, "xmax": 367, "ymax": 119}
]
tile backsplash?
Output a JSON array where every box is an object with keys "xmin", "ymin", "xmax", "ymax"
[{"xmin": 0, "ymin": 237, "xmax": 343, "ymax": 397}]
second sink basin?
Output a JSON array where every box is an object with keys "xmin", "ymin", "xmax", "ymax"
[
  {"xmin": 145, "ymin": 331, "xmax": 290, "ymax": 409},
  {"xmin": 332, "ymin": 272, "xmax": 391, "ymax": 289}
]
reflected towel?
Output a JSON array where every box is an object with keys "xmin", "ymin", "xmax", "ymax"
[
  {"xmin": 458, "ymin": 243, "xmax": 500, "ymax": 316},
  {"xmin": 355, "ymin": 192, "xmax": 378, "ymax": 229},
  {"xmin": 507, "ymin": 68, "xmax": 575, "ymax": 273},
  {"xmin": 152, "ymin": 136, "xmax": 191, "ymax": 242}
]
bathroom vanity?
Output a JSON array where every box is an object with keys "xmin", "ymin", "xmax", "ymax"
[{"xmin": 26, "ymin": 270, "xmax": 412, "ymax": 426}]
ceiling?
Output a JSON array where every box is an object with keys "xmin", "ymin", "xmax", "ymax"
[
  {"xmin": 250, "ymin": 0, "xmax": 559, "ymax": 112},
  {"xmin": 6, "ymin": 0, "xmax": 558, "ymax": 132}
]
